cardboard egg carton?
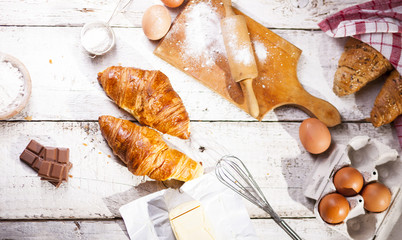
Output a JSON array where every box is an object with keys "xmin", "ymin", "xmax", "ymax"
[{"xmin": 304, "ymin": 136, "xmax": 402, "ymax": 240}]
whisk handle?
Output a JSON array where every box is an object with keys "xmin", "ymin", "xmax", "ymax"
[{"xmin": 278, "ymin": 220, "xmax": 302, "ymax": 240}]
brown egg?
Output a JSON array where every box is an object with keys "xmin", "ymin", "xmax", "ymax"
[
  {"xmin": 161, "ymin": 0, "xmax": 184, "ymax": 8},
  {"xmin": 299, "ymin": 118, "xmax": 331, "ymax": 154},
  {"xmin": 142, "ymin": 5, "xmax": 172, "ymax": 40},
  {"xmin": 333, "ymin": 166, "xmax": 364, "ymax": 196},
  {"xmin": 319, "ymin": 193, "xmax": 350, "ymax": 224},
  {"xmin": 361, "ymin": 182, "xmax": 392, "ymax": 212}
]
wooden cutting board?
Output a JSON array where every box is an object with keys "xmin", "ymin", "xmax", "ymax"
[{"xmin": 154, "ymin": 0, "xmax": 341, "ymax": 127}]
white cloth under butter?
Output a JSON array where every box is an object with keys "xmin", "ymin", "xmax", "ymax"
[{"xmin": 119, "ymin": 173, "xmax": 257, "ymax": 240}]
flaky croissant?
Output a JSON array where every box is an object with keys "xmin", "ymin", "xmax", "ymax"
[
  {"xmin": 370, "ymin": 70, "xmax": 402, "ymax": 127},
  {"xmin": 98, "ymin": 115, "xmax": 203, "ymax": 182},
  {"xmin": 333, "ymin": 38, "xmax": 393, "ymax": 96},
  {"xmin": 98, "ymin": 66, "xmax": 190, "ymax": 139}
]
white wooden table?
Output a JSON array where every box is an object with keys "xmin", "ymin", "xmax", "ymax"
[{"xmin": 0, "ymin": 0, "xmax": 401, "ymax": 239}]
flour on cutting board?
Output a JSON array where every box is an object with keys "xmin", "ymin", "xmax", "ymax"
[
  {"xmin": 181, "ymin": 2, "xmax": 226, "ymax": 67},
  {"xmin": 252, "ymin": 40, "xmax": 268, "ymax": 63}
]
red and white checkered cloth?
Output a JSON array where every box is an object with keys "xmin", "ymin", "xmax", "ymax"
[
  {"xmin": 319, "ymin": 0, "xmax": 402, "ymax": 73},
  {"xmin": 396, "ymin": 116, "xmax": 402, "ymax": 147},
  {"xmin": 318, "ymin": 0, "xmax": 402, "ymax": 148}
]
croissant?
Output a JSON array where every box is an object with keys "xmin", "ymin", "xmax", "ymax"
[
  {"xmin": 370, "ymin": 70, "xmax": 402, "ymax": 127},
  {"xmin": 98, "ymin": 115, "xmax": 203, "ymax": 182},
  {"xmin": 333, "ymin": 38, "xmax": 393, "ymax": 96},
  {"xmin": 98, "ymin": 66, "xmax": 190, "ymax": 139}
]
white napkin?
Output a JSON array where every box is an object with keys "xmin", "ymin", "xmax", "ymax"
[{"xmin": 119, "ymin": 173, "xmax": 258, "ymax": 240}]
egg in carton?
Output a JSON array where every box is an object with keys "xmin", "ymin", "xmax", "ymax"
[{"xmin": 304, "ymin": 136, "xmax": 401, "ymax": 240}]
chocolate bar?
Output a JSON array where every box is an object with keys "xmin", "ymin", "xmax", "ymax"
[
  {"xmin": 26, "ymin": 139, "xmax": 45, "ymax": 155},
  {"xmin": 40, "ymin": 162, "xmax": 72, "ymax": 181},
  {"xmin": 40, "ymin": 147, "xmax": 70, "ymax": 163},
  {"xmin": 19, "ymin": 140, "xmax": 72, "ymax": 188}
]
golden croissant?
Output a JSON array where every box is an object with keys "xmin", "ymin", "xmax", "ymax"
[
  {"xmin": 370, "ymin": 70, "xmax": 402, "ymax": 127},
  {"xmin": 98, "ymin": 66, "xmax": 190, "ymax": 139},
  {"xmin": 333, "ymin": 38, "xmax": 392, "ymax": 96},
  {"xmin": 98, "ymin": 115, "xmax": 203, "ymax": 182}
]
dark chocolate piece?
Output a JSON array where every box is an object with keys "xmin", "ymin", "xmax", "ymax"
[
  {"xmin": 43, "ymin": 147, "xmax": 58, "ymax": 162},
  {"xmin": 32, "ymin": 157, "xmax": 44, "ymax": 171},
  {"xmin": 40, "ymin": 147, "xmax": 69, "ymax": 164},
  {"xmin": 26, "ymin": 140, "xmax": 45, "ymax": 155},
  {"xmin": 50, "ymin": 163, "xmax": 64, "ymax": 179},
  {"xmin": 38, "ymin": 161, "xmax": 52, "ymax": 176},
  {"xmin": 20, "ymin": 149, "xmax": 37, "ymax": 165},
  {"xmin": 57, "ymin": 148, "xmax": 69, "ymax": 164},
  {"xmin": 41, "ymin": 163, "xmax": 72, "ymax": 182}
]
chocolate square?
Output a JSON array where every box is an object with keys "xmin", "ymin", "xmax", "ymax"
[
  {"xmin": 26, "ymin": 140, "xmax": 44, "ymax": 155},
  {"xmin": 44, "ymin": 147, "xmax": 58, "ymax": 162},
  {"xmin": 50, "ymin": 163, "xmax": 64, "ymax": 180},
  {"xmin": 38, "ymin": 161, "xmax": 52, "ymax": 176},
  {"xmin": 32, "ymin": 158, "xmax": 44, "ymax": 171},
  {"xmin": 20, "ymin": 149, "xmax": 37, "ymax": 165},
  {"xmin": 57, "ymin": 148, "xmax": 69, "ymax": 164}
]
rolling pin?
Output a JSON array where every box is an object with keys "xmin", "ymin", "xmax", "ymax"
[{"xmin": 221, "ymin": 0, "xmax": 259, "ymax": 118}]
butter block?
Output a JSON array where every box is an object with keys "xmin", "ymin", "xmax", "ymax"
[{"xmin": 169, "ymin": 200, "xmax": 215, "ymax": 240}]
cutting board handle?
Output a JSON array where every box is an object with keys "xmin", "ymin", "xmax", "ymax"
[
  {"xmin": 240, "ymin": 79, "xmax": 259, "ymax": 118},
  {"xmin": 222, "ymin": 0, "xmax": 235, "ymax": 17},
  {"xmin": 294, "ymin": 91, "xmax": 341, "ymax": 127}
]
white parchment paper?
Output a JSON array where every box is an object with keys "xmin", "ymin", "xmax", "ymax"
[{"xmin": 120, "ymin": 173, "xmax": 258, "ymax": 240}]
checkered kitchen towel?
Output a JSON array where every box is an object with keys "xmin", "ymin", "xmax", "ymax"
[
  {"xmin": 318, "ymin": 0, "xmax": 402, "ymax": 148},
  {"xmin": 319, "ymin": 0, "xmax": 402, "ymax": 73}
]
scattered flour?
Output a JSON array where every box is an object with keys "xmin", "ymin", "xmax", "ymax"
[
  {"xmin": 253, "ymin": 40, "xmax": 267, "ymax": 63},
  {"xmin": 182, "ymin": 2, "xmax": 226, "ymax": 67},
  {"xmin": 0, "ymin": 59, "xmax": 25, "ymax": 114}
]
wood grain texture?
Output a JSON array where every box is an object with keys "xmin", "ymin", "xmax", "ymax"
[
  {"xmin": 155, "ymin": 1, "xmax": 341, "ymax": 125},
  {"xmin": 0, "ymin": 220, "xmax": 129, "ymax": 240},
  {"xmin": 0, "ymin": 121, "xmax": 397, "ymax": 219},
  {"xmin": 0, "ymin": 0, "xmax": 367, "ymax": 29},
  {"xmin": 0, "ymin": 0, "xmax": 399, "ymax": 238},
  {"xmin": 0, "ymin": 27, "xmax": 383, "ymax": 122},
  {"xmin": 0, "ymin": 219, "xmax": 351, "ymax": 240}
]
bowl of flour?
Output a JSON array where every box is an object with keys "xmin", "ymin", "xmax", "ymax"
[{"xmin": 0, "ymin": 53, "xmax": 32, "ymax": 120}]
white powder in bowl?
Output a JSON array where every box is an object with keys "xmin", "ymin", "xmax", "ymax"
[
  {"xmin": 0, "ymin": 59, "xmax": 25, "ymax": 115},
  {"xmin": 81, "ymin": 26, "xmax": 113, "ymax": 54}
]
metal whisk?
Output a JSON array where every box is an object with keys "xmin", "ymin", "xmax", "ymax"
[{"xmin": 216, "ymin": 155, "xmax": 302, "ymax": 240}]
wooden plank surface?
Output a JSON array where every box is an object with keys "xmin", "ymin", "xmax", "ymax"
[
  {"xmin": 0, "ymin": 121, "xmax": 397, "ymax": 219},
  {"xmin": 0, "ymin": 0, "xmax": 367, "ymax": 29},
  {"xmin": 0, "ymin": 0, "xmax": 400, "ymax": 239},
  {"xmin": 154, "ymin": 0, "xmax": 341, "ymax": 126},
  {"xmin": 0, "ymin": 219, "xmax": 350, "ymax": 240},
  {"xmin": 0, "ymin": 27, "xmax": 383, "ymax": 122},
  {"xmin": 3, "ymin": 218, "xmax": 402, "ymax": 240}
]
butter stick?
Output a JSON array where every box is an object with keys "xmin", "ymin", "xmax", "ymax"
[{"xmin": 169, "ymin": 200, "xmax": 215, "ymax": 240}]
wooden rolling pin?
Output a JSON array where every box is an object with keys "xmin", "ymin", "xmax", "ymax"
[{"xmin": 221, "ymin": 0, "xmax": 259, "ymax": 118}]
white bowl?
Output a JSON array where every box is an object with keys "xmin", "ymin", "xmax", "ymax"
[
  {"xmin": 81, "ymin": 21, "xmax": 116, "ymax": 56},
  {"xmin": 0, "ymin": 53, "xmax": 32, "ymax": 120}
]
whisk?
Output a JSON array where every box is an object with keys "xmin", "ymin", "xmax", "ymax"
[{"xmin": 216, "ymin": 155, "xmax": 302, "ymax": 240}]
